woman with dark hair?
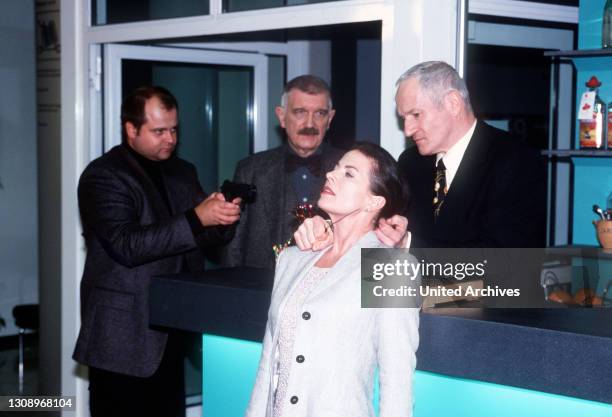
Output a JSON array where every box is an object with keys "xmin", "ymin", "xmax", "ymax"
[{"xmin": 246, "ymin": 143, "xmax": 419, "ymax": 417}]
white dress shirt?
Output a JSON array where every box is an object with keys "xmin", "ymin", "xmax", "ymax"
[{"xmin": 435, "ymin": 119, "xmax": 477, "ymax": 190}]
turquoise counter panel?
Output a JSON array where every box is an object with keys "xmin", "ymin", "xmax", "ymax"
[
  {"xmin": 203, "ymin": 335, "xmax": 263, "ymax": 417},
  {"xmin": 414, "ymin": 372, "xmax": 612, "ymax": 417},
  {"xmin": 202, "ymin": 334, "xmax": 612, "ymax": 417}
]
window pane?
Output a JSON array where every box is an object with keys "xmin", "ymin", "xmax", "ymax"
[
  {"xmin": 121, "ymin": 60, "xmax": 252, "ymax": 191},
  {"xmin": 223, "ymin": 0, "xmax": 345, "ymax": 13},
  {"xmin": 93, "ymin": 0, "xmax": 209, "ymax": 26}
]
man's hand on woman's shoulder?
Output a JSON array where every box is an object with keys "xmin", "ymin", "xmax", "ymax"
[
  {"xmin": 294, "ymin": 214, "xmax": 410, "ymax": 251},
  {"xmin": 375, "ymin": 215, "xmax": 409, "ymax": 248}
]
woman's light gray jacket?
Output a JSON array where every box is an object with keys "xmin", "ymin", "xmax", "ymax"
[{"xmin": 246, "ymin": 231, "xmax": 419, "ymax": 417}]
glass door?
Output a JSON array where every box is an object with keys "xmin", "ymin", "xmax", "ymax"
[{"xmin": 102, "ymin": 44, "xmax": 268, "ymax": 190}]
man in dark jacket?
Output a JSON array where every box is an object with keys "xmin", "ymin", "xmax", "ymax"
[
  {"xmin": 73, "ymin": 86, "xmax": 241, "ymax": 417},
  {"xmin": 222, "ymin": 75, "xmax": 344, "ymax": 269},
  {"xmin": 395, "ymin": 61, "xmax": 545, "ymax": 248}
]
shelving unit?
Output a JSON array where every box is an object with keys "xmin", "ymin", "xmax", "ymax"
[
  {"xmin": 545, "ymin": 48, "xmax": 612, "ymax": 58},
  {"xmin": 542, "ymin": 150, "xmax": 612, "ymax": 158},
  {"xmin": 544, "ymin": 43, "xmax": 612, "ymax": 247}
]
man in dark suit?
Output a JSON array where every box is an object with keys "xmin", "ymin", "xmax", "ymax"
[
  {"xmin": 73, "ymin": 86, "xmax": 241, "ymax": 417},
  {"xmin": 395, "ymin": 61, "xmax": 545, "ymax": 248},
  {"xmin": 222, "ymin": 75, "xmax": 344, "ymax": 269}
]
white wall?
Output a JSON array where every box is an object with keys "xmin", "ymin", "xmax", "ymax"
[{"xmin": 0, "ymin": 0, "xmax": 38, "ymax": 336}]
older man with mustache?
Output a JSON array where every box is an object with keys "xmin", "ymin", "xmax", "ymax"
[{"xmin": 222, "ymin": 75, "xmax": 344, "ymax": 270}]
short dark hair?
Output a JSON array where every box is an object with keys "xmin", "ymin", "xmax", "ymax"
[
  {"xmin": 120, "ymin": 86, "xmax": 178, "ymax": 143},
  {"xmin": 281, "ymin": 75, "xmax": 333, "ymax": 108},
  {"xmin": 350, "ymin": 142, "xmax": 410, "ymax": 220}
]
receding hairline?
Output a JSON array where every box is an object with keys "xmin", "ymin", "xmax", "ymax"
[
  {"xmin": 280, "ymin": 75, "xmax": 333, "ymax": 109},
  {"xmin": 144, "ymin": 95, "xmax": 177, "ymax": 112},
  {"xmin": 281, "ymin": 87, "xmax": 333, "ymax": 109},
  {"xmin": 139, "ymin": 95, "xmax": 178, "ymax": 125}
]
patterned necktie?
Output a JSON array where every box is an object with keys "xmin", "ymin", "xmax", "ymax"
[{"xmin": 433, "ymin": 158, "xmax": 447, "ymax": 219}]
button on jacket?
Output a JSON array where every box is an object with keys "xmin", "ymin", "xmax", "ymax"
[{"xmin": 246, "ymin": 232, "xmax": 420, "ymax": 417}]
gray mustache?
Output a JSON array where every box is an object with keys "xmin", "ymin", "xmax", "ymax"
[{"xmin": 298, "ymin": 127, "xmax": 320, "ymax": 136}]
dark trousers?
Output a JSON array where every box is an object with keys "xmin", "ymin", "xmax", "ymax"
[{"xmin": 89, "ymin": 334, "xmax": 186, "ymax": 417}]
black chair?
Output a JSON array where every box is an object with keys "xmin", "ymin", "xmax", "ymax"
[{"xmin": 12, "ymin": 304, "xmax": 39, "ymax": 394}]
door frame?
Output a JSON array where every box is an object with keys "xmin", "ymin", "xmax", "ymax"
[{"xmin": 102, "ymin": 43, "xmax": 268, "ymax": 155}]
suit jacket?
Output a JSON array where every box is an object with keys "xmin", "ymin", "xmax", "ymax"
[
  {"xmin": 73, "ymin": 145, "xmax": 230, "ymax": 377},
  {"xmin": 222, "ymin": 143, "xmax": 343, "ymax": 269},
  {"xmin": 246, "ymin": 232, "xmax": 419, "ymax": 417},
  {"xmin": 398, "ymin": 121, "xmax": 546, "ymax": 248}
]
